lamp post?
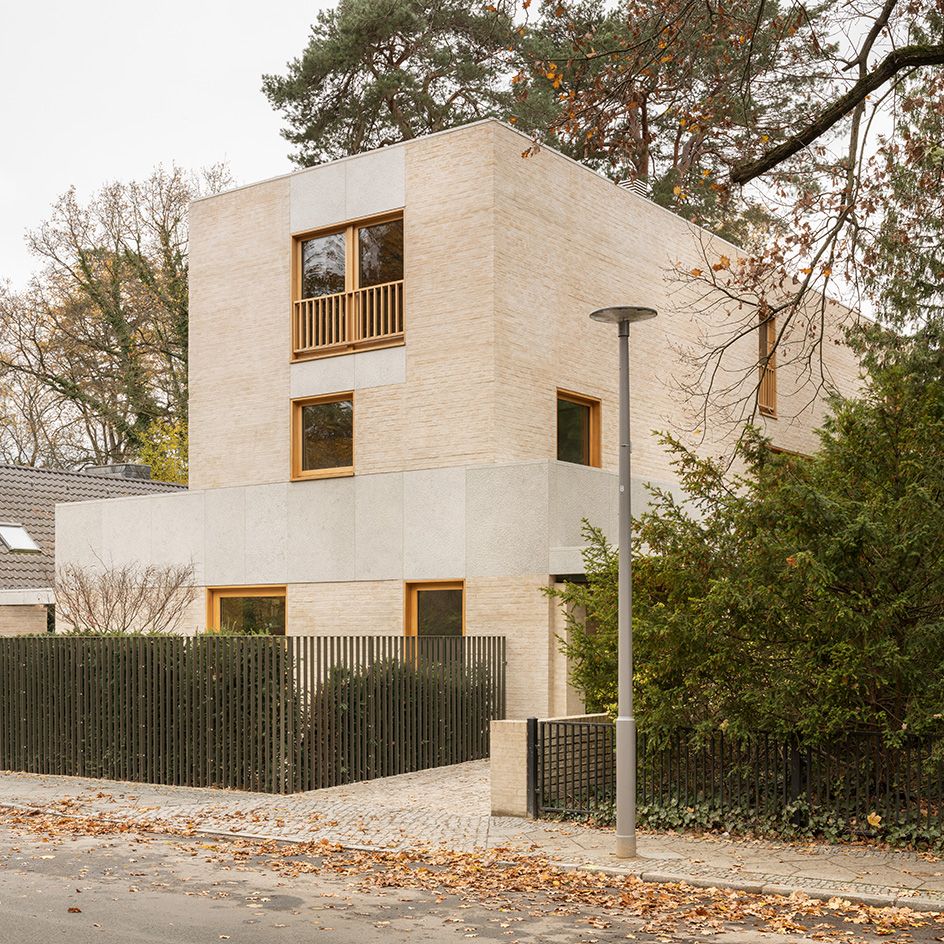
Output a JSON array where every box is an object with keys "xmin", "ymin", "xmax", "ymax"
[{"xmin": 589, "ymin": 304, "xmax": 658, "ymax": 859}]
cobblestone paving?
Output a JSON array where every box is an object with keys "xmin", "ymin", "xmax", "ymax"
[{"xmin": 3, "ymin": 762, "xmax": 944, "ymax": 911}]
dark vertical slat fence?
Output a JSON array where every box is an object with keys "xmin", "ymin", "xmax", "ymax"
[
  {"xmin": 0, "ymin": 635, "xmax": 506, "ymax": 794},
  {"xmin": 534, "ymin": 722, "xmax": 944, "ymax": 832}
]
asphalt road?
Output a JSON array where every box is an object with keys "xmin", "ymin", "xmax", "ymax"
[
  {"xmin": 0, "ymin": 826, "xmax": 682, "ymax": 944},
  {"xmin": 0, "ymin": 824, "xmax": 940, "ymax": 944}
]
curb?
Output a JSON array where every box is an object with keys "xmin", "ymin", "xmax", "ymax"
[
  {"xmin": 556, "ymin": 861, "xmax": 944, "ymax": 913},
  {"xmin": 3, "ymin": 801, "xmax": 942, "ymax": 914}
]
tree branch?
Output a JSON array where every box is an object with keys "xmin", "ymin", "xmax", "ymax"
[{"xmin": 730, "ymin": 43, "xmax": 944, "ymax": 185}]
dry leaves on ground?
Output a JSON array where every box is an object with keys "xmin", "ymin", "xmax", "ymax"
[{"xmin": 1, "ymin": 803, "xmax": 940, "ymax": 943}]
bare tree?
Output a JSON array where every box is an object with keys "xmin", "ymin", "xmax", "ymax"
[
  {"xmin": 525, "ymin": 0, "xmax": 944, "ymax": 421},
  {"xmin": 55, "ymin": 562, "xmax": 195, "ymax": 635},
  {"xmin": 0, "ymin": 163, "xmax": 231, "ymax": 469}
]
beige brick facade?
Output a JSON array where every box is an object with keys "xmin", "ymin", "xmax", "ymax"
[{"xmin": 57, "ymin": 120, "xmax": 862, "ymax": 717}]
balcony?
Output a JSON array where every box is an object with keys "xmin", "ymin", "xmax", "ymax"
[{"xmin": 292, "ymin": 279, "xmax": 404, "ymax": 359}]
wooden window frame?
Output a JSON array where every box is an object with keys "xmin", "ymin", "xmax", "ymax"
[
  {"xmin": 556, "ymin": 388, "xmax": 602, "ymax": 468},
  {"xmin": 403, "ymin": 580, "xmax": 465, "ymax": 637},
  {"xmin": 291, "ymin": 210, "xmax": 405, "ymax": 362},
  {"xmin": 758, "ymin": 314, "xmax": 778, "ymax": 418},
  {"xmin": 767, "ymin": 443, "xmax": 809, "ymax": 459},
  {"xmin": 206, "ymin": 585, "xmax": 287, "ymax": 634},
  {"xmin": 291, "ymin": 391, "xmax": 355, "ymax": 481}
]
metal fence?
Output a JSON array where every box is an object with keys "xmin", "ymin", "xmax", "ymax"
[
  {"xmin": 531, "ymin": 721, "xmax": 944, "ymax": 830},
  {"xmin": 0, "ymin": 634, "xmax": 506, "ymax": 794}
]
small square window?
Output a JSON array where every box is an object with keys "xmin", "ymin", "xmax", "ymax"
[
  {"xmin": 292, "ymin": 393, "xmax": 354, "ymax": 480},
  {"xmin": 557, "ymin": 390, "xmax": 601, "ymax": 467},
  {"xmin": 405, "ymin": 581, "xmax": 464, "ymax": 637},
  {"xmin": 0, "ymin": 523, "xmax": 41, "ymax": 553}
]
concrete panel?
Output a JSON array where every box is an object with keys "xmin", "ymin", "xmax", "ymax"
[
  {"xmin": 100, "ymin": 496, "xmax": 153, "ymax": 568},
  {"xmin": 548, "ymin": 461, "xmax": 617, "ymax": 551},
  {"xmin": 345, "ymin": 146, "xmax": 406, "ymax": 220},
  {"xmin": 0, "ymin": 589, "xmax": 55, "ymax": 605},
  {"xmin": 548, "ymin": 546, "xmax": 587, "ymax": 576},
  {"xmin": 354, "ymin": 473, "xmax": 403, "ymax": 580},
  {"xmin": 290, "ymin": 345, "xmax": 405, "ymax": 399},
  {"xmin": 402, "ymin": 467, "xmax": 465, "ymax": 579},
  {"xmin": 286, "ymin": 478, "xmax": 356, "ymax": 582},
  {"xmin": 353, "ymin": 345, "xmax": 406, "ymax": 388},
  {"xmin": 290, "ymin": 160, "xmax": 346, "ymax": 234},
  {"xmin": 290, "ymin": 355, "xmax": 356, "ymax": 399},
  {"xmin": 244, "ymin": 484, "xmax": 289, "ymax": 585},
  {"xmin": 466, "ymin": 463, "xmax": 549, "ymax": 577},
  {"xmin": 203, "ymin": 488, "xmax": 246, "ymax": 586},
  {"xmin": 148, "ymin": 491, "xmax": 206, "ymax": 582},
  {"xmin": 55, "ymin": 501, "xmax": 104, "ymax": 571}
]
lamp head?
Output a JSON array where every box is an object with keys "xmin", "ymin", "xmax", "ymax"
[{"xmin": 589, "ymin": 305, "xmax": 658, "ymax": 325}]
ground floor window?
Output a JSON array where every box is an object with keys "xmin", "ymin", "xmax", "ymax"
[
  {"xmin": 404, "ymin": 580, "xmax": 464, "ymax": 636},
  {"xmin": 207, "ymin": 586, "xmax": 287, "ymax": 635}
]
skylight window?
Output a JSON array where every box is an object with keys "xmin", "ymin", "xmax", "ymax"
[{"xmin": 0, "ymin": 523, "xmax": 41, "ymax": 553}]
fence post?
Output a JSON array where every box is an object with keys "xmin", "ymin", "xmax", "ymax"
[
  {"xmin": 526, "ymin": 717, "xmax": 538, "ymax": 818},
  {"xmin": 789, "ymin": 739, "xmax": 802, "ymax": 802},
  {"xmin": 788, "ymin": 737, "xmax": 809, "ymax": 827}
]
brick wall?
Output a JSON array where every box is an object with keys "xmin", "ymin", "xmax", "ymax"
[{"xmin": 0, "ymin": 604, "xmax": 47, "ymax": 637}]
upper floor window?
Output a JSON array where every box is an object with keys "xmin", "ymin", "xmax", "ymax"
[
  {"xmin": 291, "ymin": 393, "xmax": 354, "ymax": 480},
  {"xmin": 557, "ymin": 389, "xmax": 601, "ymax": 467},
  {"xmin": 293, "ymin": 213, "xmax": 404, "ymax": 360},
  {"xmin": 758, "ymin": 313, "xmax": 777, "ymax": 417}
]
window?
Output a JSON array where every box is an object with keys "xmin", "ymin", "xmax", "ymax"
[
  {"xmin": 0, "ymin": 522, "xmax": 41, "ymax": 553},
  {"xmin": 293, "ymin": 213, "xmax": 404, "ymax": 359},
  {"xmin": 301, "ymin": 231, "xmax": 346, "ymax": 299},
  {"xmin": 556, "ymin": 390, "xmax": 601, "ymax": 467},
  {"xmin": 405, "ymin": 581, "xmax": 464, "ymax": 637},
  {"xmin": 759, "ymin": 313, "xmax": 777, "ymax": 417},
  {"xmin": 292, "ymin": 393, "xmax": 354, "ymax": 480},
  {"xmin": 207, "ymin": 587, "xmax": 286, "ymax": 635}
]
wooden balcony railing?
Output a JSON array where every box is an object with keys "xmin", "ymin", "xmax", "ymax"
[{"xmin": 293, "ymin": 279, "xmax": 404, "ymax": 358}]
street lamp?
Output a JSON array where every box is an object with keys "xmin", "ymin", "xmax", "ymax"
[{"xmin": 589, "ymin": 304, "xmax": 658, "ymax": 859}]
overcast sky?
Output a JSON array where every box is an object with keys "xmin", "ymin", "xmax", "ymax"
[{"xmin": 1, "ymin": 0, "xmax": 333, "ymax": 287}]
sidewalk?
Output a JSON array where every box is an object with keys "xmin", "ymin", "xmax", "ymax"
[{"xmin": 2, "ymin": 760, "xmax": 944, "ymax": 912}]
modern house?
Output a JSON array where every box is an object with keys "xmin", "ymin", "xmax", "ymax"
[
  {"xmin": 0, "ymin": 464, "xmax": 182, "ymax": 636},
  {"xmin": 54, "ymin": 120, "xmax": 859, "ymax": 717}
]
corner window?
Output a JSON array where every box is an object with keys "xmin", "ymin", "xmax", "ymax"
[
  {"xmin": 405, "ymin": 581, "xmax": 464, "ymax": 637},
  {"xmin": 207, "ymin": 587, "xmax": 286, "ymax": 635},
  {"xmin": 759, "ymin": 314, "xmax": 777, "ymax": 417},
  {"xmin": 293, "ymin": 213, "xmax": 404, "ymax": 359},
  {"xmin": 556, "ymin": 390, "xmax": 601, "ymax": 467},
  {"xmin": 292, "ymin": 393, "xmax": 354, "ymax": 480}
]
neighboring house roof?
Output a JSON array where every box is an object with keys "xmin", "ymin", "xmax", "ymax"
[{"xmin": 0, "ymin": 465, "xmax": 184, "ymax": 592}]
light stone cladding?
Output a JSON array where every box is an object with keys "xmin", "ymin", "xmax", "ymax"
[{"xmin": 55, "ymin": 120, "xmax": 861, "ymax": 717}]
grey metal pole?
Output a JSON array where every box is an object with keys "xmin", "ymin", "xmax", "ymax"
[
  {"xmin": 589, "ymin": 303, "xmax": 655, "ymax": 860},
  {"xmin": 615, "ymin": 318, "xmax": 636, "ymax": 858}
]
